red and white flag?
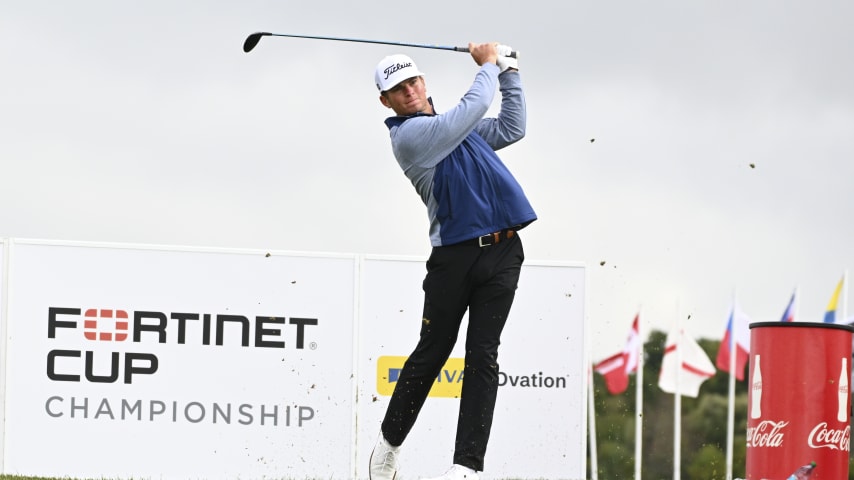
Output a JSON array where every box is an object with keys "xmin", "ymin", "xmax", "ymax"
[
  {"xmin": 594, "ymin": 314, "xmax": 641, "ymax": 395},
  {"xmin": 623, "ymin": 314, "xmax": 640, "ymax": 374},
  {"xmin": 658, "ymin": 327, "xmax": 716, "ymax": 397},
  {"xmin": 594, "ymin": 352, "xmax": 629, "ymax": 394}
]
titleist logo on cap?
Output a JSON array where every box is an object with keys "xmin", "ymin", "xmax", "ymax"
[{"xmin": 383, "ymin": 62, "xmax": 412, "ymax": 80}]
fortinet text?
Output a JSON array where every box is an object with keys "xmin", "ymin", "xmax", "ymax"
[{"xmin": 48, "ymin": 307, "xmax": 318, "ymax": 348}]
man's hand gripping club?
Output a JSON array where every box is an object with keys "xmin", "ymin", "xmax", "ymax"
[{"xmin": 468, "ymin": 42, "xmax": 518, "ymax": 72}]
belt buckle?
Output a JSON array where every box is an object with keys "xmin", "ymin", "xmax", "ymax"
[{"xmin": 478, "ymin": 233, "xmax": 493, "ymax": 247}]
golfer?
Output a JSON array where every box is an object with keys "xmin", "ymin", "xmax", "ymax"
[{"xmin": 369, "ymin": 42, "xmax": 537, "ymax": 480}]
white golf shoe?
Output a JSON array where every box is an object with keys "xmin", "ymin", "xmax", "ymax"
[
  {"xmin": 422, "ymin": 464, "xmax": 479, "ymax": 480},
  {"xmin": 369, "ymin": 434, "xmax": 400, "ymax": 480}
]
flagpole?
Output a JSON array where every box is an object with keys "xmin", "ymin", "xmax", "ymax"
[
  {"xmin": 588, "ymin": 362, "xmax": 599, "ymax": 480},
  {"xmin": 585, "ymin": 299, "xmax": 598, "ymax": 480},
  {"xmin": 844, "ymin": 270, "xmax": 849, "ymax": 323},
  {"xmin": 674, "ymin": 303, "xmax": 683, "ymax": 480},
  {"xmin": 726, "ymin": 294, "xmax": 737, "ymax": 480},
  {"xmin": 634, "ymin": 310, "xmax": 644, "ymax": 480}
]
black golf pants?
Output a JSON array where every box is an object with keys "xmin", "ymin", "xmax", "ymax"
[{"xmin": 381, "ymin": 233, "xmax": 524, "ymax": 472}]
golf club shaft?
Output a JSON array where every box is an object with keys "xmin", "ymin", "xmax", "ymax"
[{"xmin": 243, "ymin": 32, "xmax": 517, "ymax": 58}]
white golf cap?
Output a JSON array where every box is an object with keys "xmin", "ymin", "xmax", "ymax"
[{"xmin": 374, "ymin": 54, "xmax": 425, "ymax": 92}]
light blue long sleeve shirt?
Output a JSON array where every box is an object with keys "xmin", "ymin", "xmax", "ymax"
[{"xmin": 384, "ymin": 63, "xmax": 537, "ymax": 246}]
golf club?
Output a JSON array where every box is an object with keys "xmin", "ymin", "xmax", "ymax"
[{"xmin": 243, "ymin": 32, "xmax": 517, "ymax": 58}]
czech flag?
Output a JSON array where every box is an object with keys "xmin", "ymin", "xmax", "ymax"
[{"xmin": 715, "ymin": 307, "xmax": 751, "ymax": 381}]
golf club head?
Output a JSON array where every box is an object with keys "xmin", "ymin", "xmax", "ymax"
[{"xmin": 243, "ymin": 32, "xmax": 270, "ymax": 53}]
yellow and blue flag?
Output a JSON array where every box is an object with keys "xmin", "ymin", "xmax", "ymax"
[{"xmin": 823, "ymin": 277, "xmax": 844, "ymax": 323}]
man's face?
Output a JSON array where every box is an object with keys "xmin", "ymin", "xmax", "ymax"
[{"xmin": 379, "ymin": 76, "xmax": 432, "ymax": 116}]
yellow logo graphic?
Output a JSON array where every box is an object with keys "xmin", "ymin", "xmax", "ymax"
[{"xmin": 376, "ymin": 356, "xmax": 465, "ymax": 398}]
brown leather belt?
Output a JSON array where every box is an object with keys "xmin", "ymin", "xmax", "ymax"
[{"xmin": 461, "ymin": 228, "xmax": 516, "ymax": 247}]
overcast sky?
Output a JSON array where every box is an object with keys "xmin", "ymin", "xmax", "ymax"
[{"xmin": 2, "ymin": 0, "xmax": 853, "ymax": 361}]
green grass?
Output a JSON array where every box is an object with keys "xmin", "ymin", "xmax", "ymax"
[
  {"xmin": 2, "ymin": 477, "xmax": 60, "ymax": 480},
  {"xmin": 1, "ymin": 477, "xmax": 67, "ymax": 480},
  {"xmin": 0, "ymin": 477, "xmax": 130, "ymax": 480}
]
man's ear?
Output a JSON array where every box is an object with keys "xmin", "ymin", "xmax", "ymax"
[{"xmin": 379, "ymin": 94, "xmax": 391, "ymax": 109}]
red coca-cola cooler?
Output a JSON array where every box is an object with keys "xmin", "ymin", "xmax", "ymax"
[{"xmin": 746, "ymin": 321, "xmax": 853, "ymax": 479}]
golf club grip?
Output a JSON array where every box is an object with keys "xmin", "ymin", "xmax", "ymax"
[{"xmin": 455, "ymin": 46, "xmax": 518, "ymax": 59}]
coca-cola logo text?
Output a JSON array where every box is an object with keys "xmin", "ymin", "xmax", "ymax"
[
  {"xmin": 808, "ymin": 423, "xmax": 850, "ymax": 451},
  {"xmin": 746, "ymin": 420, "xmax": 789, "ymax": 448}
]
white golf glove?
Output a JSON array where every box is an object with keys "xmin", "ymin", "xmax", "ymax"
[{"xmin": 496, "ymin": 44, "xmax": 518, "ymax": 72}]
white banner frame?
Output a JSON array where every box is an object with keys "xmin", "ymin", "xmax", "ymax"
[{"xmin": 0, "ymin": 239, "xmax": 587, "ymax": 479}]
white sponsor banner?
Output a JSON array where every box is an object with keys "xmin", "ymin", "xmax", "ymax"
[
  {"xmin": 3, "ymin": 240, "xmax": 357, "ymax": 479},
  {"xmin": 357, "ymin": 256, "xmax": 587, "ymax": 480}
]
